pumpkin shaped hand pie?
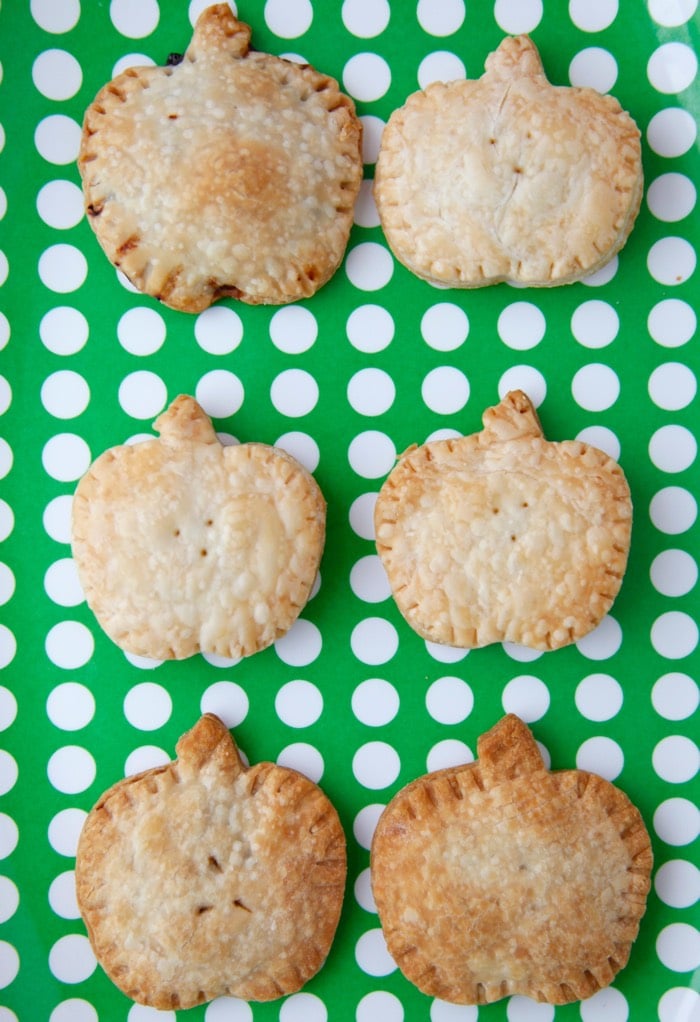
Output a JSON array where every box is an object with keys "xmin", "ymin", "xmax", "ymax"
[
  {"xmin": 71, "ymin": 395, "xmax": 325, "ymax": 660},
  {"xmin": 374, "ymin": 390, "xmax": 631, "ymax": 652},
  {"xmin": 76, "ymin": 714, "xmax": 346, "ymax": 1007},
  {"xmin": 371, "ymin": 714, "xmax": 652, "ymax": 1005},
  {"xmin": 79, "ymin": 4, "xmax": 362, "ymax": 311},
  {"xmin": 374, "ymin": 35, "xmax": 642, "ymax": 288}
]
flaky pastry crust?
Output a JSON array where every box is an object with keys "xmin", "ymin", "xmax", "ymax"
[
  {"xmin": 374, "ymin": 390, "xmax": 632, "ymax": 651},
  {"xmin": 371, "ymin": 714, "xmax": 652, "ymax": 1005},
  {"xmin": 71, "ymin": 395, "xmax": 326, "ymax": 660},
  {"xmin": 79, "ymin": 4, "xmax": 362, "ymax": 310},
  {"xmin": 76, "ymin": 715, "xmax": 346, "ymax": 1007},
  {"xmin": 374, "ymin": 35, "xmax": 642, "ymax": 287}
]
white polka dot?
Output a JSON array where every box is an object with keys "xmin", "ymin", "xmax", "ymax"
[
  {"xmin": 648, "ymin": 107, "xmax": 697, "ymax": 157},
  {"xmin": 117, "ymin": 307, "xmax": 166, "ymax": 356},
  {"xmin": 576, "ymin": 426, "xmax": 620, "ymax": 462},
  {"xmin": 275, "ymin": 680, "xmax": 323, "ymax": 728},
  {"xmin": 581, "ymin": 255, "xmax": 619, "ymax": 287},
  {"xmin": 655, "ymin": 859, "xmax": 700, "ymax": 909},
  {"xmin": 46, "ymin": 682, "xmax": 95, "ymax": 731},
  {"xmin": 111, "ymin": 52, "xmax": 156, "ymax": 76},
  {"xmin": 346, "ymin": 304, "xmax": 395, "ymax": 352},
  {"xmin": 498, "ymin": 303, "xmax": 546, "ymax": 350},
  {"xmin": 349, "ymin": 492, "xmax": 377, "ymax": 541},
  {"xmin": 47, "ymin": 746, "xmax": 96, "ymax": 795},
  {"xmin": 417, "ymin": 0, "xmax": 465, "ymax": 34},
  {"xmin": 205, "ymin": 998, "xmax": 253, "ymax": 1022},
  {"xmin": 124, "ymin": 745, "xmax": 170, "ymax": 776},
  {"xmin": 422, "ymin": 366, "xmax": 469, "ymax": 415},
  {"xmin": 348, "ymin": 430, "xmax": 396, "ymax": 479},
  {"xmin": 494, "ymin": 0, "xmax": 543, "ymax": 32},
  {"xmin": 359, "ymin": 115, "xmax": 385, "ymax": 164},
  {"xmin": 351, "ymin": 617, "xmax": 398, "ymax": 665},
  {"xmin": 0, "ymin": 626, "xmax": 15, "ymax": 671},
  {"xmin": 43, "ymin": 494, "xmax": 72, "ymax": 544},
  {"xmin": 32, "ymin": 49, "xmax": 82, "ymax": 100},
  {"xmin": 651, "ymin": 549, "xmax": 697, "ymax": 597},
  {"xmin": 649, "ymin": 362, "xmax": 697, "ymax": 411},
  {"xmin": 48, "ymin": 808, "xmax": 86, "ymax": 857},
  {"xmin": 45, "ymin": 621, "xmax": 94, "ymax": 670},
  {"xmin": 264, "ymin": 0, "xmax": 312, "ymax": 37},
  {"xmin": 192, "ymin": 371, "xmax": 243, "ymax": 421},
  {"xmin": 36, "ymin": 179, "xmax": 83, "ymax": 230},
  {"xmin": 653, "ymin": 735, "xmax": 699, "ymax": 783},
  {"xmin": 654, "ymin": 797, "xmax": 700, "ymax": 846},
  {"xmin": 110, "ymin": 0, "xmax": 159, "ymax": 37},
  {"xmin": 48, "ymin": 933, "xmax": 96, "ymax": 984},
  {"xmin": 575, "ymin": 674, "xmax": 623, "ymax": 721},
  {"xmin": 649, "ymin": 0, "xmax": 698, "ymax": 24},
  {"xmin": 276, "ymin": 742, "xmax": 324, "ymax": 783},
  {"xmin": 580, "ymin": 988, "xmax": 629, "ymax": 1021},
  {"xmin": 425, "ymin": 640, "xmax": 469, "ymax": 663},
  {"xmin": 358, "ymin": 992, "xmax": 405, "ymax": 1022},
  {"xmin": 41, "ymin": 371, "xmax": 90, "ymax": 422},
  {"xmin": 347, "ymin": 368, "xmax": 395, "ymax": 416},
  {"xmin": 38, "ymin": 244, "xmax": 88, "ymax": 293},
  {"xmin": 275, "ymin": 431, "xmax": 319, "ymax": 473},
  {"xmin": 502, "ymin": 676, "xmax": 550, "ymax": 722},
  {"xmin": 269, "ymin": 306, "xmax": 317, "ymax": 354},
  {"xmin": 44, "ymin": 558, "xmax": 83, "ymax": 609},
  {"xmin": 418, "ymin": 51, "xmax": 466, "ymax": 89},
  {"xmin": 0, "ymin": 314, "xmax": 8, "ymax": 351},
  {"xmin": 427, "ymin": 739, "xmax": 473, "ymax": 772},
  {"xmin": 651, "ymin": 611, "xmax": 698, "ymax": 659},
  {"xmin": 569, "ymin": 0, "xmax": 618, "ymax": 30},
  {"xmin": 346, "ymin": 242, "xmax": 394, "ymax": 290},
  {"xmin": 507, "ymin": 997, "xmax": 554, "ymax": 1021},
  {"xmin": 342, "ymin": 0, "xmax": 390, "ymax": 37},
  {"xmin": 275, "ymin": 619, "xmax": 322, "ymax": 666},
  {"xmin": 569, "ymin": 47, "xmax": 618, "ymax": 92},
  {"xmin": 0, "ymin": 816, "xmax": 18, "ymax": 864},
  {"xmin": 352, "ymin": 679, "xmax": 399, "ymax": 727},
  {"xmin": 123, "ymin": 682, "xmax": 172, "ymax": 731},
  {"xmin": 353, "ymin": 741, "xmax": 400, "ymax": 789},
  {"xmin": 0, "ymin": 564, "xmax": 14, "ymax": 607},
  {"xmin": 49, "ymin": 870, "xmax": 79, "ymax": 919},
  {"xmin": 128, "ymin": 1009, "xmax": 176, "ymax": 1022},
  {"xmin": 426, "ymin": 677, "xmax": 473, "ymax": 725},
  {"xmin": 0, "ymin": 441, "xmax": 11, "ymax": 482},
  {"xmin": 189, "ymin": 306, "xmax": 242, "ymax": 355},
  {"xmin": 648, "ymin": 42, "xmax": 697, "ymax": 94},
  {"xmin": 200, "ymin": 682, "xmax": 249, "ymax": 729},
  {"xmin": 576, "ymin": 736, "xmax": 623, "ymax": 781},
  {"xmin": 354, "ymin": 179, "xmax": 380, "ymax": 228},
  {"xmin": 0, "ymin": 943, "xmax": 18, "ymax": 990},
  {"xmin": 31, "ymin": 0, "xmax": 80, "ymax": 31},
  {"xmin": 0, "ymin": 877, "xmax": 18, "ymax": 924},
  {"xmin": 270, "ymin": 369, "xmax": 318, "ymax": 418},
  {"xmin": 41, "ymin": 433, "xmax": 90, "ymax": 482},
  {"xmin": 350, "ymin": 555, "xmax": 391, "ymax": 603},
  {"xmin": 355, "ymin": 928, "xmax": 397, "ymax": 976},
  {"xmin": 343, "ymin": 53, "xmax": 391, "ymax": 102},
  {"xmin": 648, "ymin": 298, "xmax": 696, "ymax": 348},
  {"xmin": 40, "ymin": 306, "xmax": 89, "ymax": 356},
  {"xmin": 118, "ymin": 370, "xmax": 167, "ymax": 420},
  {"xmin": 648, "ymin": 173, "xmax": 696, "ymax": 223},
  {"xmin": 650, "ymin": 484, "xmax": 692, "ymax": 540},
  {"xmin": 0, "ymin": 378, "xmax": 9, "ymax": 417},
  {"xmin": 123, "ymin": 651, "xmax": 165, "ymax": 671},
  {"xmin": 421, "ymin": 303, "xmax": 469, "ymax": 351},
  {"xmin": 648, "ymin": 236, "xmax": 696, "ymax": 285},
  {"xmin": 572, "ymin": 363, "xmax": 620, "ymax": 412},
  {"xmin": 498, "ymin": 367, "xmax": 546, "ymax": 407},
  {"xmin": 0, "ymin": 688, "xmax": 17, "ymax": 731},
  {"xmin": 353, "ymin": 803, "xmax": 385, "ymax": 850},
  {"xmin": 0, "ymin": 252, "xmax": 7, "ymax": 289},
  {"xmin": 575, "ymin": 615, "xmax": 622, "ymax": 660},
  {"xmin": 279, "ymin": 994, "xmax": 327, "ymax": 1022},
  {"xmin": 50, "ymin": 1000, "xmax": 98, "ymax": 1022},
  {"xmin": 652, "ymin": 673, "xmax": 698, "ymax": 721},
  {"xmin": 431, "ymin": 1002, "xmax": 478, "ymax": 1022},
  {"xmin": 650, "ymin": 425, "xmax": 697, "ymax": 473},
  {"xmin": 571, "ymin": 300, "xmax": 619, "ymax": 349},
  {"xmin": 34, "ymin": 114, "xmax": 82, "ymax": 165},
  {"xmin": 656, "ymin": 923, "xmax": 700, "ymax": 973},
  {"xmin": 427, "ymin": 427, "xmax": 462, "ymax": 443},
  {"xmin": 658, "ymin": 988, "xmax": 700, "ymax": 1022},
  {"xmin": 0, "ymin": 752, "xmax": 17, "ymax": 796}
]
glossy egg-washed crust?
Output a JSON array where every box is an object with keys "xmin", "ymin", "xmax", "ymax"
[
  {"xmin": 71, "ymin": 395, "xmax": 326, "ymax": 660},
  {"xmin": 374, "ymin": 390, "xmax": 632, "ymax": 651},
  {"xmin": 79, "ymin": 4, "xmax": 362, "ymax": 311},
  {"xmin": 76, "ymin": 715, "xmax": 347, "ymax": 1007},
  {"xmin": 371, "ymin": 714, "xmax": 652, "ymax": 1005},
  {"xmin": 375, "ymin": 35, "xmax": 642, "ymax": 288}
]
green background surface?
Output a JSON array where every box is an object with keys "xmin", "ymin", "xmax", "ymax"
[{"xmin": 0, "ymin": 1, "xmax": 698, "ymax": 1020}]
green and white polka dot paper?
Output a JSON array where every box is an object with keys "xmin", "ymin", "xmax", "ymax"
[{"xmin": 0, "ymin": 0, "xmax": 698, "ymax": 1019}]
